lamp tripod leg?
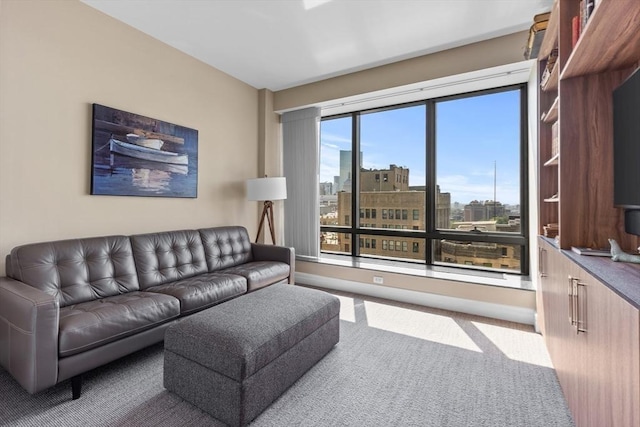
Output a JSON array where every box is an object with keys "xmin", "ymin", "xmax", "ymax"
[
  {"xmin": 267, "ymin": 201, "xmax": 276, "ymax": 244},
  {"xmin": 256, "ymin": 201, "xmax": 276, "ymax": 244},
  {"xmin": 255, "ymin": 202, "xmax": 269, "ymax": 242}
]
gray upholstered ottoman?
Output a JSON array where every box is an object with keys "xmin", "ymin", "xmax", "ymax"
[{"xmin": 163, "ymin": 283, "xmax": 340, "ymax": 426}]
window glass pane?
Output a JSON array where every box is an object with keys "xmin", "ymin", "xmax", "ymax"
[
  {"xmin": 357, "ymin": 235, "xmax": 423, "ymax": 261},
  {"xmin": 319, "ymin": 85, "xmax": 526, "ymax": 274},
  {"xmin": 320, "ymin": 116, "xmax": 352, "ymax": 253},
  {"xmin": 432, "ymin": 240, "xmax": 521, "ymax": 272},
  {"xmin": 436, "ymin": 90, "xmax": 521, "ymax": 234},
  {"xmin": 320, "ymin": 231, "xmax": 351, "ymax": 255},
  {"xmin": 359, "ymin": 105, "xmax": 426, "ymax": 232}
]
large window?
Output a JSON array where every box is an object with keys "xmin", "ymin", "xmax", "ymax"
[{"xmin": 319, "ymin": 85, "xmax": 528, "ymax": 274}]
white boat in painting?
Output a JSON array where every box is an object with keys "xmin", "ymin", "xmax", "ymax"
[
  {"xmin": 126, "ymin": 133, "xmax": 164, "ymax": 150},
  {"xmin": 109, "ymin": 138, "xmax": 189, "ymax": 165}
]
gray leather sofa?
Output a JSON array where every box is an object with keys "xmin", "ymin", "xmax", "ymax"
[{"xmin": 0, "ymin": 226, "xmax": 294, "ymax": 399}]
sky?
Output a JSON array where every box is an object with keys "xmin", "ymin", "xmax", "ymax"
[{"xmin": 320, "ymin": 89, "xmax": 522, "ymax": 205}]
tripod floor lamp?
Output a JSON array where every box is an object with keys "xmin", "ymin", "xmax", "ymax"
[{"xmin": 246, "ymin": 177, "xmax": 287, "ymax": 244}]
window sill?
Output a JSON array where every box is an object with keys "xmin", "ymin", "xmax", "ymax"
[{"xmin": 297, "ymin": 253, "xmax": 534, "ymax": 292}]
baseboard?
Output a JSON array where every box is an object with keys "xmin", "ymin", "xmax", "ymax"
[
  {"xmin": 534, "ymin": 312, "xmax": 541, "ymax": 334},
  {"xmin": 296, "ymin": 272, "xmax": 536, "ymax": 326}
]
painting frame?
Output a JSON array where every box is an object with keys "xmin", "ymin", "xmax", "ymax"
[{"xmin": 90, "ymin": 104, "xmax": 198, "ymax": 198}]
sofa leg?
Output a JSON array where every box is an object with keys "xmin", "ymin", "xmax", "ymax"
[{"xmin": 71, "ymin": 375, "xmax": 82, "ymax": 400}]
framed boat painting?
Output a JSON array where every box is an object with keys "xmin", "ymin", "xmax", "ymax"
[{"xmin": 90, "ymin": 104, "xmax": 198, "ymax": 198}]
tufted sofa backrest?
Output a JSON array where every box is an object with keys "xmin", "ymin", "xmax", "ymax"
[
  {"xmin": 199, "ymin": 226, "xmax": 253, "ymax": 272},
  {"xmin": 8, "ymin": 236, "xmax": 139, "ymax": 307},
  {"xmin": 130, "ymin": 229, "xmax": 207, "ymax": 289}
]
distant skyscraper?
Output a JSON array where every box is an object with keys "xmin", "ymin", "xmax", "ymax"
[{"xmin": 338, "ymin": 150, "xmax": 362, "ymax": 192}]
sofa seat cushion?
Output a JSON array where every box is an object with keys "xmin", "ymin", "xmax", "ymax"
[
  {"xmin": 59, "ymin": 291, "xmax": 180, "ymax": 358},
  {"xmin": 220, "ymin": 261, "xmax": 290, "ymax": 292},
  {"xmin": 145, "ymin": 272, "xmax": 247, "ymax": 315}
]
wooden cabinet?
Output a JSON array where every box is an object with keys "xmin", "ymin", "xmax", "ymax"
[
  {"xmin": 537, "ymin": 0, "xmax": 640, "ymax": 252},
  {"xmin": 538, "ymin": 237, "xmax": 640, "ymax": 427},
  {"xmin": 536, "ymin": 3, "xmax": 640, "ymax": 425},
  {"xmin": 538, "ymin": 238, "xmax": 585, "ymax": 421},
  {"xmin": 579, "ymin": 265, "xmax": 640, "ymax": 427}
]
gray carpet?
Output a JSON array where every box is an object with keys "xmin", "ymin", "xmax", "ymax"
[{"xmin": 0, "ymin": 288, "xmax": 574, "ymax": 427}]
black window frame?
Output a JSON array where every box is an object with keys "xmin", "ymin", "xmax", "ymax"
[{"xmin": 319, "ymin": 83, "xmax": 529, "ymax": 275}]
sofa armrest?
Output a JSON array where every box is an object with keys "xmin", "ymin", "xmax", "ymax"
[
  {"xmin": 0, "ymin": 277, "xmax": 59, "ymax": 394},
  {"xmin": 251, "ymin": 244, "xmax": 295, "ymax": 284}
]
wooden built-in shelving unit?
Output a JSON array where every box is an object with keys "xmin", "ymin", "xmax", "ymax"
[
  {"xmin": 543, "ymin": 154, "xmax": 558, "ymax": 167},
  {"xmin": 541, "ymin": 96, "xmax": 558, "ymax": 123},
  {"xmin": 536, "ymin": 2, "xmax": 640, "ymax": 426},
  {"xmin": 537, "ymin": 0, "xmax": 640, "ymax": 252}
]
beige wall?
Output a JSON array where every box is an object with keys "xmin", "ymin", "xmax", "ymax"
[
  {"xmin": 257, "ymin": 89, "xmax": 285, "ymax": 245},
  {"xmin": 298, "ymin": 261, "xmax": 535, "ymax": 310},
  {"xmin": 273, "ymin": 29, "xmax": 534, "ymax": 311},
  {"xmin": 0, "ymin": 0, "xmax": 259, "ymax": 275},
  {"xmin": 274, "ymin": 31, "xmax": 529, "ymax": 112},
  {"xmin": 1, "ymin": 0, "xmax": 535, "ymax": 312}
]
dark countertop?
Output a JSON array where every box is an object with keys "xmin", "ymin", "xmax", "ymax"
[{"xmin": 541, "ymin": 236, "xmax": 640, "ymax": 310}]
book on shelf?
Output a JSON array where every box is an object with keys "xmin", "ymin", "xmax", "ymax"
[
  {"xmin": 573, "ymin": 1, "xmax": 595, "ymax": 48},
  {"xmin": 578, "ymin": 0, "xmax": 595, "ymax": 33},
  {"xmin": 540, "ymin": 48, "xmax": 558, "ymax": 88},
  {"xmin": 582, "ymin": 0, "xmax": 595, "ymax": 29},
  {"xmin": 572, "ymin": 16, "xmax": 580, "ymax": 48},
  {"xmin": 524, "ymin": 12, "xmax": 550, "ymax": 59},
  {"xmin": 540, "ymin": 68, "xmax": 551, "ymax": 87},
  {"xmin": 543, "ymin": 223, "xmax": 558, "ymax": 238},
  {"xmin": 571, "ymin": 246, "xmax": 611, "ymax": 257}
]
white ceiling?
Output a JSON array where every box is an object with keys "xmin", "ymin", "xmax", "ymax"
[{"xmin": 82, "ymin": 0, "xmax": 552, "ymax": 91}]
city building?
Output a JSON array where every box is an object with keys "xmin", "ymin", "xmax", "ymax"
[
  {"xmin": 338, "ymin": 150, "xmax": 362, "ymax": 192},
  {"xmin": 463, "ymin": 199, "xmax": 506, "ymax": 221},
  {"xmin": 438, "ymin": 239, "xmax": 521, "ymax": 270},
  {"xmin": 319, "ymin": 181, "xmax": 333, "ymax": 196},
  {"xmin": 360, "ymin": 164, "xmax": 409, "ymax": 192},
  {"xmin": 328, "ymin": 165, "xmax": 451, "ymax": 260}
]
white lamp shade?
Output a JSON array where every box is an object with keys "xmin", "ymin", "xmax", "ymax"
[{"xmin": 246, "ymin": 177, "xmax": 287, "ymax": 201}]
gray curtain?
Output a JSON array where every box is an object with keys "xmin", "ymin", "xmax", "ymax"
[{"xmin": 282, "ymin": 107, "xmax": 320, "ymax": 257}]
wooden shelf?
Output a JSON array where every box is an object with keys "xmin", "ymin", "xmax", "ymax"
[
  {"xmin": 541, "ymin": 62, "xmax": 559, "ymax": 91},
  {"xmin": 544, "ymin": 153, "xmax": 559, "ymax": 166},
  {"xmin": 536, "ymin": 2, "xmax": 640, "ymax": 423},
  {"xmin": 538, "ymin": 0, "xmax": 559, "ymax": 60},
  {"xmin": 537, "ymin": 0, "xmax": 639, "ymax": 251},
  {"xmin": 562, "ymin": 0, "xmax": 640, "ymax": 79},
  {"xmin": 542, "ymin": 96, "xmax": 559, "ymax": 123}
]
